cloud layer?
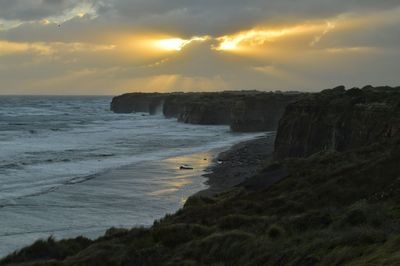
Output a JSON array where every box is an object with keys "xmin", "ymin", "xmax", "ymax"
[{"xmin": 0, "ymin": 0, "xmax": 400, "ymax": 94}]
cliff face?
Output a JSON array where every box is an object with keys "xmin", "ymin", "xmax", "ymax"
[
  {"xmin": 111, "ymin": 91, "xmax": 304, "ymax": 131},
  {"xmin": 230, "ymin": 93, "xmax": 303, "ymax": 132},
  {"xmin": 163, "ymin": 93, "xmax": 232, "ymax": 124},
  {"xmin": 274, "ymin": 86, "xmax": 400, "ymax": 160},
  {"xmin": 172, "ymin": 92, "xmax": 243, "ymax": 125},
  {"xmin": 110, "ymin": 93, "xmax": 166, "ymax": 115},
  {"xmin": 162, "ymin": 94, "xmax": 186, "ymax": 118}
]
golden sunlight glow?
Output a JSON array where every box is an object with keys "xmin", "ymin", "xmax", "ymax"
[
  {"xmin": 310, "ymin": 22, "xmax": 336, "ymax": 46},
  {"xmin": 41, "ymin": 19, "xmax": 51, "ymax": 25},
  {"xmin": 155, "ymin": 38, "xmax": 188, "ymax": 51},
  {"xmin": 215, "ymin": 22, "xmax": 336, "ymax": 52},
  {"xmin": 325, "ymin": 47, "xmax": 373, "ymax": 53},
  {"xmin": 154, "ymin": 36, "xmax": 209, "ymax": 51},
  {"xmin": 215, "ymin": 28, "xmax": 301, "ymax": 51},
  {"xmin": 0, "ymin": 40, "xmax": 52, "ymax": 56}
]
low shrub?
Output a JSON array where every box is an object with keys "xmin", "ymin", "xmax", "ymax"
[{"xmin": 268, "ymin": 224, "xmax": 285, "ymax": 239}]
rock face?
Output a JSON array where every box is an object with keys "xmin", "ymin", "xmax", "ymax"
[
  {"xmin": 111, "ymin": 91, "xmax": 304, "ymax": 132},
  {"xmin": 162, "ymin": 93, "xmax": 186, "ymax": 118},
  {"xmin": 163, "ymin": 93, "xmax": 235, "ymax": 124},
  {"xmin": 274, "ymin": 86, "xmax": 400, "ymax": 160},
  {"xmin": 173, "ymin": 92, "xmax": 246, "ymax": 125},
  {"xmin": 230, "ymin": 93, "xmax": 304, "ymax": 132},
  {"xmin": 110, "ymin": 93, "xmax": 166, "ymax": 115}
]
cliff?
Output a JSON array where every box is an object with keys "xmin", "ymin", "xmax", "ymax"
[
  {"xmin": 111, "ymin": 91, "xmax": 305, "ymax": 131},
  {"xmin": 110, "ymin": 93, "xmax": 166, "ymax": 115},
  {"xmin": 163, "ymin": 92, "xmax": 237, "ymax": 125},
  {"xmin": 274, "ymin": 86, "xmax": 400, "ymax": 160},
  {"xmin": 230, "ymin": 92, "xmax": 303, "ymax": 132}
]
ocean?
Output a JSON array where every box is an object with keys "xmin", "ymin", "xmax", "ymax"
[{"xmin": 0, "ymin": 96, "xmax": 262, "ymax": 256}]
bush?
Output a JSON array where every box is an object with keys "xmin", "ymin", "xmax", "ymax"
[
  {"xmin": 105, "ymin": 227, "xmax": 130, "ymax": 238},
  {"xmin": 268, "ymin": 225, "xmax": 284, "ymax": 239},
  {"xmin": 345, "ymin": 209, "xmax": 367, "ymax": 226}
]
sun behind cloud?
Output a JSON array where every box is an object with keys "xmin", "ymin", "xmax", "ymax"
[{"xmin": 154, "ymin": 36, "xmax": 209, "ymax": 51}]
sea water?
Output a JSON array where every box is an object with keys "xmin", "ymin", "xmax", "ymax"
[{"xmin": 0, "ymin": 96, "xmax": 262, "ymax": 256}]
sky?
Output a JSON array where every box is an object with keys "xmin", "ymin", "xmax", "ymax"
[{"xmin": 0, "ymin": 0, "xmax": 400, "ymax": 95}]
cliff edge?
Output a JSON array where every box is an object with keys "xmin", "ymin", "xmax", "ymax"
[{"xmin": 274, "ymin": 85, "xmax": 400, "ymax": 160}]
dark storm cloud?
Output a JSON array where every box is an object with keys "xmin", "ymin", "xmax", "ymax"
[
  {"xmin": 0, "ymin": 0, "xmax": 82, "ymax": 21},
  {"xmin": 105, "ymin": 0, "xmax": 400, "ymax": 35},
  {"xmin": 2, "ymin": 0, "xmax": 399, "ymax": 43},
  {"xmin": 2, "ymin": 0, "xmax": 400, "ymax": 38},
  {"xmin": 2, "ymin": 0, "xmax": 400, "ymax": 33}
]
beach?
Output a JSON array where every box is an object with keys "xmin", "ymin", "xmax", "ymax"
[{"xmin": 196, "ymin": 134, "xmax": 276, "ymax": 197}]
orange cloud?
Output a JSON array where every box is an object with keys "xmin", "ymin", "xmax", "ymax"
[
  {"xmin": 0, "ymin": 40, "xmax": 52, "ymax": 56},
  {"xmin": 214, "ymin": 23, "xmax": 330, "ymax": 52}
]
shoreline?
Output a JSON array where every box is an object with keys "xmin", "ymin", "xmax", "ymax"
[
  {"xmin": 0, "ymin": 133, "xmax": 279, "ymax": 261},
  {"xmin": 0, "ymin": 133, "xmax": 266, "ymax": 258},
  {"xmin": 196, "ymin": 133, "xmax": 276, "ymax": 197}
]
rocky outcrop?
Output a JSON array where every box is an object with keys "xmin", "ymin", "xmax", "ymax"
[
  {"xmin": 274, "ymin": 86, "xmax": 400, "ymax": 160},
  {"xmin": 111, "ymin": 91, "xmax": 304, "ymax": 132},
  {"xmin": 110, "ymin": 93, "xmax": 166, "ymax": 114}
]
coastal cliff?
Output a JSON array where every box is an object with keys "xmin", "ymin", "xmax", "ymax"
[
  {"xmin": 4, "ymin": 86, "xmax": 400, "ymax": 266},
  {"xmin": 111, "ymin": 93, "xmax": 165, "ymax": 115},
  {"xmin": 230, "ymin": 92, "xmax": 302, "ymax": 132},
  {"xmin": 274, "ymin": 86, "xmax": 400, "ymax": 159},
  {"xmin": 111, "ymin": 91, "xmax": 305, "ymax": 131},
  {"xmin": 164, "ymin": 92, "xmax": 237, "ymax": 125}
]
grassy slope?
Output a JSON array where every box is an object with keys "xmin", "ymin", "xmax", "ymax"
[{"xmin": 2, "ymin": 141, "xmax": 400, "ymax": 266}]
